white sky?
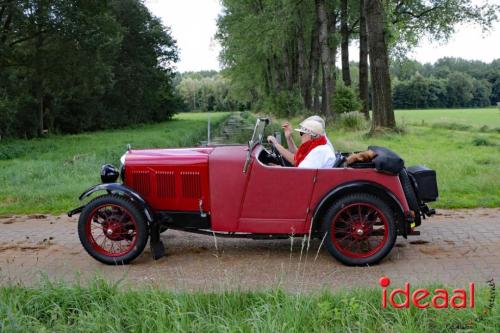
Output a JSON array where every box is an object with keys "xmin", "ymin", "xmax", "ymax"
[{"xmin": 145, "ymin": 0, "xmax": 500, "ymax": 72}]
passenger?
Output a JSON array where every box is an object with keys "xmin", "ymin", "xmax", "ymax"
[{"xmin": 267, "ymin": 117, "xmax": 336, "ymax": 168}]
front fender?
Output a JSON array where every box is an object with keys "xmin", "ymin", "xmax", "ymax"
[{"xmin": 68, "ymin": 183, "xmax": 154, "ymax": 222}]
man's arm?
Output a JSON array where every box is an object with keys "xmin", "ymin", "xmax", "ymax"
[
  {"xmin": 282, "ymin": 122, "xmax": 297, "ymax": 153},
  {"xmin": 286, "ymin": 136, "xmax": 298, "ymax": 153},
  {"xmin": 267, "ymin": 136, "xmax": 295, "ymax": 165}
]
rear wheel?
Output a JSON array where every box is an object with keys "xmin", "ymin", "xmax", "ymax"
[
  {"xmin": 322, "ymin": 193, "xmax": 397, "ymax": 266},
  {"xmin": 78, "ymin": 195, "xmax": 149, "ymax": 265}
]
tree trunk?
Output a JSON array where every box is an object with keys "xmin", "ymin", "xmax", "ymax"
[
  {"xmin": 364, "ymin": 0, "xmax": 395, "ymax": 130},
  {"xmin": 297, "ymin": 21, "xmax": 307, "ymax": 104},
  {"xmin": 340, "ymin": 0, "xmax": 351, "ymax": 87},
  {"xmin": 313, "ymin": 67, "xmax": 321, "ymax": 112},
  {"xmin": 359, "ymin": 0, "xmax": 369, "ymax": 119},
  {"xmin": 307, "ymin": 19, "xmax": 320, "ymax": 111},
  {"xmin": 315, "ymin": 0, "xmax": 332, "ymax": 118},
  {"xmin": 328, "ymin": 9, "xmax": 338, "ymax": 117},
  {"xmin": 282, "ymin": 44, "xmax": 292, "ymax": 90},
  {"xmin": 272, "ymin": 55, "xmax": 281, "ymax": 92}
]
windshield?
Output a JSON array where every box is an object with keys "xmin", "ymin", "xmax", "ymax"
[
  {"xmin": 243, "ymin": 117, "xmax": 269, "ymax": 173},
  {"xmin": 249, "ymin": 117, "xmax": 269, "ymax": 149}
]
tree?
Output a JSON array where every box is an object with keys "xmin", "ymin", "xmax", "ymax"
[
  {"xmin": 365, "ymin": 0, "xmax": 395, "ymax": 130},
  {"xmin": 446, "ymin": 72, "xmax": 474, "ymax": 107},
  {"xmin": 358, "ymin": 0, "xmax": 369, "ymax": 119},
  {"xmin": 0, "ymin": 0, "xmax": 181, "ymax": 138},
  {"xmin": 340, "ymin": 0, "xmax": 351, "ymax": 87}
]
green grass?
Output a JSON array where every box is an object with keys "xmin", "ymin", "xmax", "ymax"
[
  {"xmin": 0, "ymin": 112, "xmax": 230, "ymax": 215},
  {"xmin": 396, "ymin": 107, "xmax": 500, "ymax": 131},
  {"xmin": 0, "ymin": 279, "xmax": 497, "ymax": 332}
]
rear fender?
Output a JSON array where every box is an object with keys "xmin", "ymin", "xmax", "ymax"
[
  {"xmin": 311, "ymin": 181, "xmax": 409, "ymax": 238},
  {"xmin": 71, "ymin": 183, "xmax": 154, "ymax": 223}
]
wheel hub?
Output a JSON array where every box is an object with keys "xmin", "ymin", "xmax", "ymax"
[
  {"xmin": 350, "ymin": 220, "xmax": 370, "ymax": 240},
  {"xmin": 102, "ymin": 217, "xmax": 127, "ymax": 241}
]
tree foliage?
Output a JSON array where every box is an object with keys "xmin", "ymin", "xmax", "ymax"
[
  {"xmin": 216, "ymin": 0, "xmax": 498, "ymax": 130},
  {"xmin": 0, "ymin": 0, "xmax": 182, "ymax": 138},
  {"xmin": 176, "ymin": 71, "xmax": 248, "ymax": 112},
  {"xmin": 392, "ymin": 57, "xmax": 499, "ymax": 108}
]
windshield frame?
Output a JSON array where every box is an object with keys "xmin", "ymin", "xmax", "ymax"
[
  {"xmin": 243, "ymin": 117, "xmax": 269, "ymax": 173},
  {"xmin": 248, "ymin": 117, "xmax": 269, "ymax": 150}
]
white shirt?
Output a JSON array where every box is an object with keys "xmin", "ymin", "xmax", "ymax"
[
  {"xmin": 326, "ymin": 137, "xmax": 334, "ymax": 151},
  {"xmin": 298, "ymin": 144, "xmax": 336, "ymax": 169}
]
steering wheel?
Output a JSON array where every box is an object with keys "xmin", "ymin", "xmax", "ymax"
[{"xmin": 269, "ymin": 141, "xmax": 286, "ymax": 166}]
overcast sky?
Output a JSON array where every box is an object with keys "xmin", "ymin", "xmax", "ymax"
[{"xmin": 145, "ymin": 0, "xmax": 500, "ymax": 72}]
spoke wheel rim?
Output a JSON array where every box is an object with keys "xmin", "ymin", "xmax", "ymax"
[
  {"xmin": 85, "ymin": 204, "xmax": 138, "ymax": 257},
  {"xmin": 331, "ymin": 203, "xmax": 388, "ymax": 259}
]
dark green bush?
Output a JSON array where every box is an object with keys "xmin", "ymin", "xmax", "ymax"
[{"xmin": 332, "ymin": 84, "xmax": 362, "ymax": 114}]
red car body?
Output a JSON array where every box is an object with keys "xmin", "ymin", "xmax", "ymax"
[
  {"xmin": 124, "ymin": 145, "xmax": 409, "ymax": 235},
  {"xmin": 70, "ymin": 118, "xmax": 437, "ymax": 266}
]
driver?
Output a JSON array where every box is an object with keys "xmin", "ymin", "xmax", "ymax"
[{"xmin": 267, "ymin": 117, "xmax": 336, "ymax": 168}]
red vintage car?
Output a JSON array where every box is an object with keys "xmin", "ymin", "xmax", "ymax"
[{"xmin": 69, "ymin": 118, "xmax": 438, "ymax": 266}]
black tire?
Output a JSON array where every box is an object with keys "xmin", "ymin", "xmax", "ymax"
[
  {"xmin": 399, "ymin": 168, "xmax": 421, "ymax": 226},
  {"xmin": 78, "ymin": 194, "xmax": 149, "ymax": 265},
  {"xmin": 321, "ymin": 193, "xmax": 397, "ymax": 266}
]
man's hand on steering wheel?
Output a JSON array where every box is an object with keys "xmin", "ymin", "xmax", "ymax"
[{"xmin": 266, "ymin": 135, "xmax": 286, "ymax": 166}]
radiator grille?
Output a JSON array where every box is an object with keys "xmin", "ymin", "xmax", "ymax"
[
  {"xmin": 181, "ymin": 171, "xmax": 201, "ymax": 198},
  {"xmin": 156, "ymin": 171, "xmax": 175, "ymax": 198},
  {"xmin": 132, "ymin": 171, "xmax": 150, "ymax": 196}
]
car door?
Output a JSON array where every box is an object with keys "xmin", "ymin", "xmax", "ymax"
[{"xmin": 238, "ymin": 155, "xmax": 317, "ymax": 234}]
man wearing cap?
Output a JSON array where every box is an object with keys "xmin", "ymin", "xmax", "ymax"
[{"xmin": 267, "ymin": 117, "xmax": 336, "ymax": 168}]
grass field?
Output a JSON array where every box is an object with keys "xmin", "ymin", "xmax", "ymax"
[
  {"xmin": 0, "ymin": 112, "xmax": 230, "ymax": 215},
  {"xmin": 395, "ymin": 107, "xmax": 500, "ymax": 130},
  {"xmin": 0, "ymin": 279, "xmax": 497, "ymax": 332}
]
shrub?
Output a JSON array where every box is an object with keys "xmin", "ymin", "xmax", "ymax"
[
  {"xmin": 338, "ymin": 112, "xmax": 368, "ymax": 130},
  {"xmin": 333, "ymin": 84, "xmax": 362, "ymax": 114},
  {"xmin": 472, "ymin": 137, "xmax": 496, "ymax": 146}
]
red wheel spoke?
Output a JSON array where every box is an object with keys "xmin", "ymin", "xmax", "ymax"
[
  {"xmin": 331, "ymin": 202, "xmax": 389, "ymax": 259},
  {"xmin": 85, "ymin": 203, "xmax": 139, "ymax": 257}
]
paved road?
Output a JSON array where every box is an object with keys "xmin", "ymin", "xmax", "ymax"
[{"xmin": 0, "ymin": 208, "xmax": 499, "ymax": 291}]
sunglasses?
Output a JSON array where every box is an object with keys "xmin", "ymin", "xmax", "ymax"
[{"xmin": 299, "ymin": 131, "xmax": 306, "ymax": 137}]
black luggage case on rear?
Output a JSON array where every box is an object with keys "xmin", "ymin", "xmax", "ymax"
[{"xmin": 407, "ymin": 165, "xmax": 438, "ymax": 202}]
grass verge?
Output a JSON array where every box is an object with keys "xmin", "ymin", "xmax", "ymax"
[
  {"xmin": 0, "ymin": 112, "xmax": 230, "ymax": 215},
  {"xmin": 0, "ymin": 279, "xmax": 497, "ymax": 332}
]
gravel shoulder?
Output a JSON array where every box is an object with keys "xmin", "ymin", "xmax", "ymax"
[{"xmin": 0, "ymin": 208, "xmax": 499, "ymax": 291}]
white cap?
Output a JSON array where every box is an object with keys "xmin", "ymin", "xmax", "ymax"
[
  {"xmin": 294, "ymin": 118, "xmax": 324, "ymax": 137},
  {"xmin": 305, "ymin": 115, "xmax": 325, "ymax": 133}
]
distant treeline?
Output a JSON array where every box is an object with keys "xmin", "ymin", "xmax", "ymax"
[
  {"xmin": 175, "ymin": 71, "xmax": 248, "ymax": 112},
  {"xmin": 177, "ymin": 57, "xmax": 500, "ymax": 113},
  {"xmin": 391, "ymin": 58, "xmax": 500, "ymax": 109},
  {"xmin": 0, "ymin": 0, "xmax": 182, "ymax": 139}
]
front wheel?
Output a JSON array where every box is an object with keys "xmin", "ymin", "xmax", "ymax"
[
  {"xmin": 78, "ymin": 195, "xmax": 149, "ymax": 265},
  {"xmin": 321, "ymin": 193, "xmax": 397, "ymax": 266}
]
